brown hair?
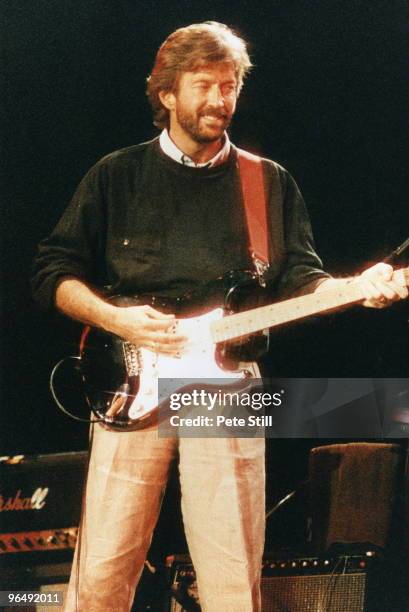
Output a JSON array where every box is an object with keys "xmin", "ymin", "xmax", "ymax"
[{"xmin": 146, "ymin": 21, "xmax": 252, "ymax": 129}]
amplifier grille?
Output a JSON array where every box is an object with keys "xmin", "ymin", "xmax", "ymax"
[{"xmin": 261, "ymin": 572, "xmax": 366, "ymax": 612}]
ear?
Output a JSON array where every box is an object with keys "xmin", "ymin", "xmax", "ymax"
[{"xmin": 159, "ymin": 90, "xmax": 176, "ymax": 111}]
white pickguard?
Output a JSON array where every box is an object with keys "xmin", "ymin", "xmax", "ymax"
[{"xmin": 127, "ymin": 308, "xmax": 246, "ymax": 420}]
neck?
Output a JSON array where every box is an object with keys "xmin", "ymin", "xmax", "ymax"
[{"xmin": 168, "ymin": 126, "xmax": 223, "ymax": 164}]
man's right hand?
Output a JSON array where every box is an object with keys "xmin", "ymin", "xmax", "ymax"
[
  {"xmin": 110, "ymin": 304, "xmax": 187, "ymax": 356},
  {"xmin": 55, "ymin": 278, "xmax": 187, "ymax": 357}
]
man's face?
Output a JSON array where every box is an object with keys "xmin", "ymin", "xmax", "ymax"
[{"xmin": 164, "ymin": 63, "xmax": 238, "ymax": 144}]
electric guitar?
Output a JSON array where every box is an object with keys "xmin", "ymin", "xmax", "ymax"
[{"xmin": 60, "ymin": 268, "xmax": 409, "ymax": 431}]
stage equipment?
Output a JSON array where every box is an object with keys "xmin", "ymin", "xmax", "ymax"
[
  {"xmin": 309, "ymin": 443, "xmax": 406, "ymax": 553},
  {"xmin": 166, "ymin": 552, "xmax": 407, "ymax": 612},
  {"xmin": 0, "ymin": 451, "xmax": 87, "ymax": 590}
]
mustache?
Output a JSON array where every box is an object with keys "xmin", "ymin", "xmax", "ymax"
[{"xmin": 200, "ymin": 107, "xmax": 229, "ymax": 120}]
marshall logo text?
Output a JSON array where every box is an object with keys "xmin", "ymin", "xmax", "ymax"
[{"xmin": 0, "ymin": 488, "xmax": 49, "ymax": 511}]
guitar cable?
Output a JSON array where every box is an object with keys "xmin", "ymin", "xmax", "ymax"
[
  {"xmin": 49, "ymin": 356, "xmax": 103, "ymax": 424},
  {"xmin": 49, "ymin": 356, "xmax": 97, "ymax": 610}
]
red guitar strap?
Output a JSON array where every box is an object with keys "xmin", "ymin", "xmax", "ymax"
[{"xmin": 237, "ymin": 148, "xmax": 270, "ymax": 283}]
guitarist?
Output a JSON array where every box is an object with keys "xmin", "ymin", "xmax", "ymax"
[{"xmin": 32, "ymin": 22, "xmax": 407, "ymax": 612}]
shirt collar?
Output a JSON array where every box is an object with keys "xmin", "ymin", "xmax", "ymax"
[{"xmin": 159, "ymin": 129, "xmax": 230, "ymax": 168}]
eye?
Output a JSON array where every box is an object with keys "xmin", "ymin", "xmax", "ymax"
[
  {"xmin": 222, "ymin": 84, "xmax": 236, "ymax": 96},
  {"xmin": 193, "ymin": 82, "xmax": 210, "ymax": 91}
]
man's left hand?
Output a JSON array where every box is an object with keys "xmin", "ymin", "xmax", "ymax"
[{"xmin": 357, "ymin": 263, "xmax": 408, "ymax": 308}]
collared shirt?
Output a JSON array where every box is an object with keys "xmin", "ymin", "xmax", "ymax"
[{"xmin": 159, "ymin": 129, "xmax": 231, "ymax": 167}]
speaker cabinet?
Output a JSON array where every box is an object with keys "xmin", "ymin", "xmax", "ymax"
[
  {"xmin": 166, "ymin": 553, "xmax": 408, "ymax": 612},
  {"xmin": 261, "ymin": 560, "xmax": 366, "ymax": 612},
  {"xmin": 309, "ymin": 443, "xmax": 406, "ymax": 553}
]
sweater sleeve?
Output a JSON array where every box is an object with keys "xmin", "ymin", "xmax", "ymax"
[
  {"xmin": 275, "ymin": 167, "xmax": 331, "ymax": 298},
  {"xmin": 31, "ymin": 163, "xmax": 107, "ymax": 312}
]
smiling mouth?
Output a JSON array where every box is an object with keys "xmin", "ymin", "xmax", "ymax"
[{"xmin": 201, "ymin": 115, "xmax": 226, "ymax": 124}]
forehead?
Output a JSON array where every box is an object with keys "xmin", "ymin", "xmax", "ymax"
[{"xmin": 179, "ymin": 62, "xmax": 237, "ymax": 84}]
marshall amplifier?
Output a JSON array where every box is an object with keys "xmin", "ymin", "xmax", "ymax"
[
  {"xmin": 0, "ymin": 451, "xmax": 87, "ymax": 588},
  {"xmin": 166, "ymin": 552, "xmax": 408, "ymax": 612}
]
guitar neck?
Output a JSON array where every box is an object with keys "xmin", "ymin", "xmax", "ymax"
[{"xmin": 210, "ymin": 268, "xmax": 409, "ymax": 343}]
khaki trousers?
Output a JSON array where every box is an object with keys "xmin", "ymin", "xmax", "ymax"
[{"xmin": 65, "ymin": 424, "xmax": 265, "ymax": 612}]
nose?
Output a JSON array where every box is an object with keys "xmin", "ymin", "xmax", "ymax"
[{"xmin": 207, "ymin": 84, "xmax": 225, "ymax": 107}]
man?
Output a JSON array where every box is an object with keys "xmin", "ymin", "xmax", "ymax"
[{"xmin": 32, "ymin": 21, "xmax": 407, "ymax": 612}]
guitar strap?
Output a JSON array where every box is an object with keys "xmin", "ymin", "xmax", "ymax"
[{"xmin": 237, "ymin": 148, "xmax": 275, "ymax": 285}]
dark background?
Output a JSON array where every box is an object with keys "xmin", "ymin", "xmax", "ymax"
[{"xmin": 2, "ymin": 0, "xmax": 408, "ymax": 477}]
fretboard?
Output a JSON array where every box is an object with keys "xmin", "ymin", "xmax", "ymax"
[{"xmin": 210, "ymin": 267, "xmax": 409, "ymax": 343}]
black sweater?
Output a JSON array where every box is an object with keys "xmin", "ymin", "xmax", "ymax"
[{"xmin": 31, "ymin": 137, "xmax": 329, "ymax": 311}]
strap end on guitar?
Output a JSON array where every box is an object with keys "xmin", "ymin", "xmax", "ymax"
[{"xmin": 250, "ymin": 249, "xmax": 269, "ymax": 287}]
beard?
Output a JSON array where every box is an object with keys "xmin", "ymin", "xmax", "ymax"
[{"xmin": 175, "ymin": 105, "xmax": 232, "ymax": 144}]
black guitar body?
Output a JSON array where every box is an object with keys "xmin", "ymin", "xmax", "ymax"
[{"xmin": 79, "ymin": 270, "xmax": 271, "ymax": 429}]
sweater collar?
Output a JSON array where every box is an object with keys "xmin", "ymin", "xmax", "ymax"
[{"xmin": 159, "ymin": 129, "xmax": 231, "ymax": 168}]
